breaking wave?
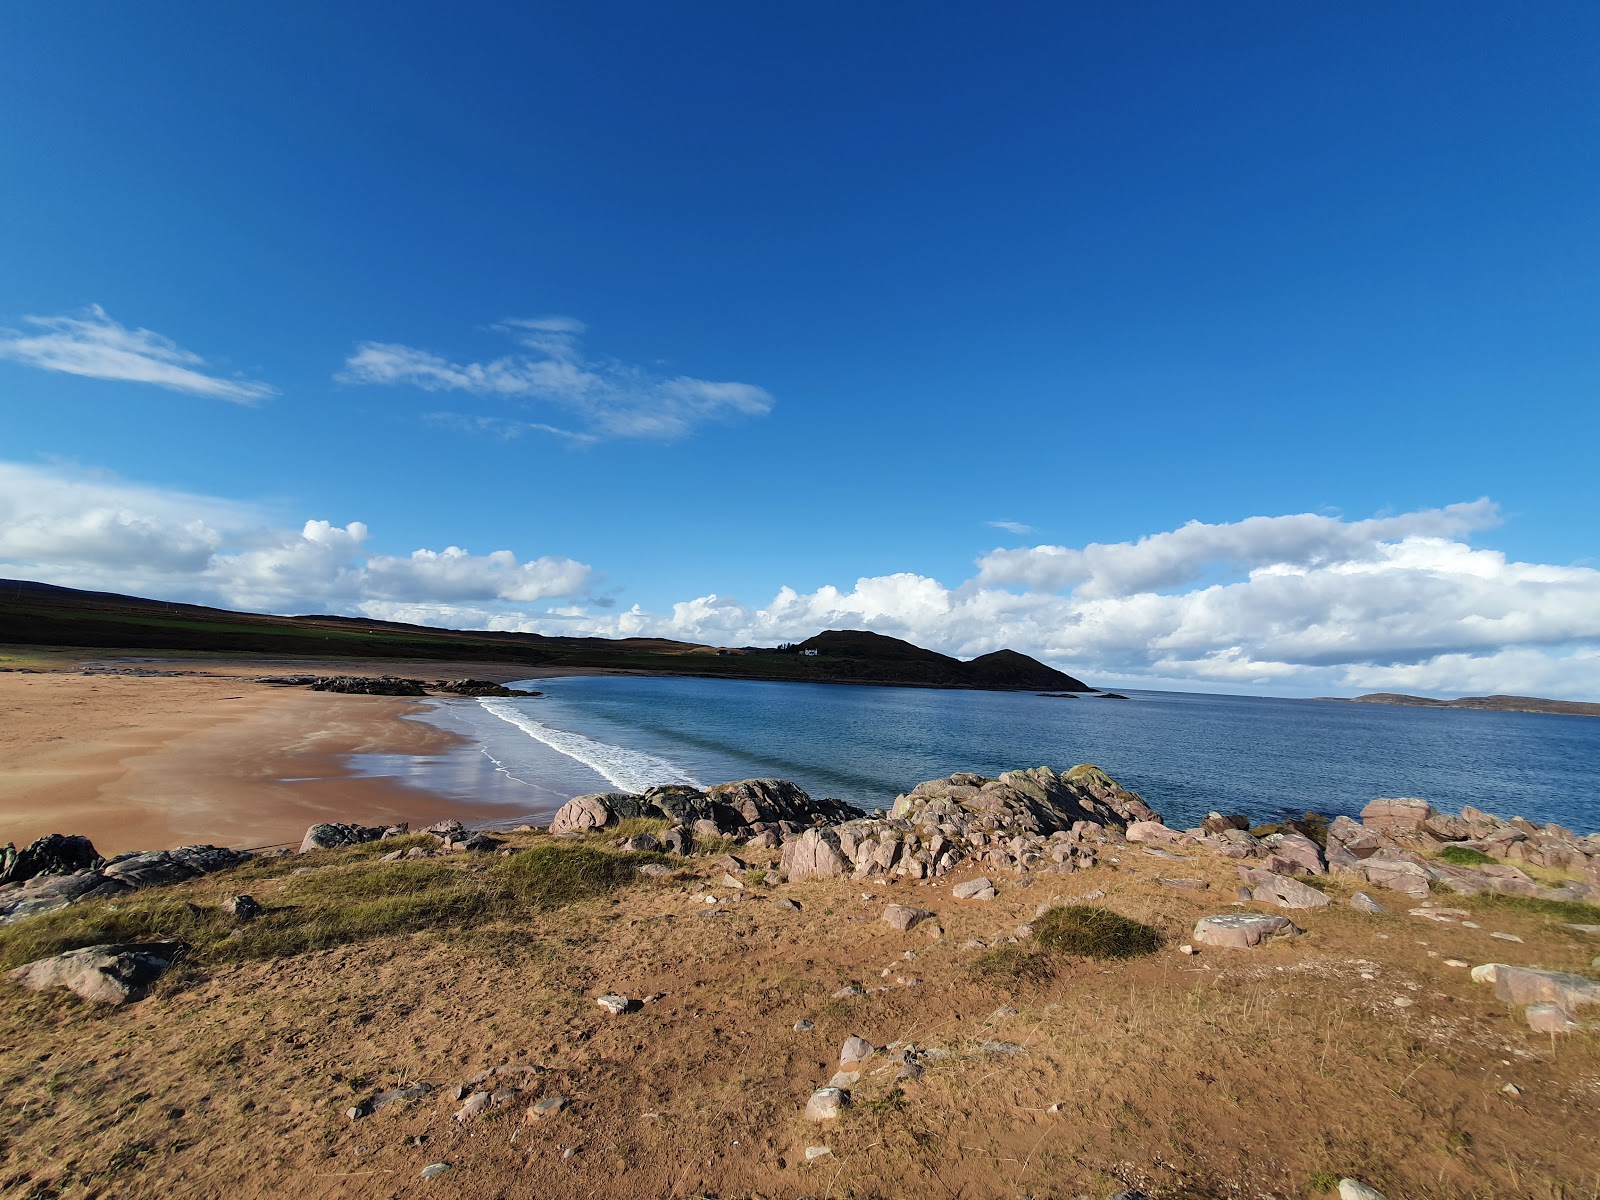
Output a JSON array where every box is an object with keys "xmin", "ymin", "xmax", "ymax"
[{"xmin": 476, "ymin": 698, "xmax": 703, "ymax": 794}]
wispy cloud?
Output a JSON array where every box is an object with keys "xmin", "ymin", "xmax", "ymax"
[
  {"xmin": 987, "ymin": 520, "xmax": 1035, "ymax": 536},
  {"xmin": 339, "ymin": 316, "xmax": 774, "ymax": 441},
  {"xmin": 0, "ymin": 305, "xmax": 275, "ymax": 404}
]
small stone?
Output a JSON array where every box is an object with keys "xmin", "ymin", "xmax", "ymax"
[
  {"xmin": 832, "ymin": 984, "xmax": 865, "ymax": 999},
  {"xmin": 562, "ymin": 1147, "xmax": 578, "ymax": 1160},
  {"xmin": 526, "ymin": 1095, "xmax": 568, "ymax": 1120},
  {"xmin": 1179, "ymin": 944, "xmax": 1197, "ymax": 955},
  {"xmin": 1350, "ymin": 892, "xmax": 1387, "ymax": 914},
  {"xmin": 1444, "ymin": 958, "xmax": 1468, "ymax": 968},
  {"xmin": 596, "ymin": 994, "xmax": 633, "ymax": 1014},
  {"xmin": 840, "ymin": 1035, "xmax": 875, "ymax": 1065},
  {"xmin": 1338, "ymin": 1180, "xmax": 1387, "ymax": 1200},
  {"xmin": 805, "ymin": 1146, "xmax": 833, "ymax": 1161},
  {"xmin": 805, "ymin": 1087, "xmax": 847, "ymax": 1120},
  {"xmin": 828, "ymin": 1070, "xmax": 861, "ymax": 1088},
  {"xmin": 977, "ymin": 1040, "xmax": 1026, "ymax": 1055},
  {"xmin": 221, "ymin": 895, "xmax": 263, "ymax": 921},
  {"xmin": 1490, "ymin": 932, "xmax": 1524, "ymax": 943},
  {"xmin": 1392, "ymin": 996, "xmax": 1413, "ymax": 1008},
  {"xmin": 420, "ymin": 1163, "xmax": 451, "ymax": 1180},
  {"xmin": 453, "ymin": 1091, "xmax": 491, "ymax": 1121},
  {"xmin": 775, "ymin": 897, "xmax": 801, "ymax": 911},
  {"xmin": 1501, "ymin": 1083, "xmax": 1521, "ymax": 1095},
  {"xmin": 1471, "ymin": 963, "xmax": 1503, "ymax": 984},
  {"xmin": 794, "ymin": 1019, "xmax": 815, "ymax": 1033}
]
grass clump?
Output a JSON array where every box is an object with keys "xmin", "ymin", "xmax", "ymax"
[
  {"xmin": 1435, "ymin": 845, "xmax": 1495, "ymax": 866},
  {"xmin": 495, "ymin": 843, "xmax": 666, "ymax": 908},
  {"xmin": 611, "ymin": 817, "xmax": 669, "ymax": 841},
  {"xmin": 970, "ymin": 945, "xmax": 1057, "ymax": 989},
  {"xmin": 1032, "ymin": 905, "xmax": 1161, "ymax": 960}
]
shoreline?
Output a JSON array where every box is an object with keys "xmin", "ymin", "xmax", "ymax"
[{"xmin": 0, "ymin": 657, "xmax": 593, "ymax": 856}]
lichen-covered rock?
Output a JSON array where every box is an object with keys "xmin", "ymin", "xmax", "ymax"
[
  {"xmin": 551, "ymin": 781, "xmax": 863, "ymax": 839},
  {"xmin": 5, "ymin": 941, "xmax": 187, "ymax": 1005}
]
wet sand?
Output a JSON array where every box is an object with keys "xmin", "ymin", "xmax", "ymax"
[{"xmin": 0, "ymin": 661, "xmax": 563, "ymax": 855}]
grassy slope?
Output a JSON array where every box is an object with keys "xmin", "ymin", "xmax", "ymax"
[{"xmin": 1, "ymin": 834, "xmax": 1597, "ymax": 1199}]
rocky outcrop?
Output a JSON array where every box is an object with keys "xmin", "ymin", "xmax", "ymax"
[
  {"xmin": 308, "ymin": 675, "xmax": 430, "ymax": 696},
  {"xmin": 1192, "ymin": 914, "xmax": 1302, "ymax": 949},
  {"xmin": 6, "ymin": 942, "xmax": 187, "ymax": 1005},
  {"xmin": 300, "ymin": 822, "xmax": 392, "ymax": 853},
  {"xmin": 550, "ymin": 780, "xmax": 864, "ymax": 842},
  {"xmin": 0, "ymin": 834, "xmax": 104, "ymax": 885},
  {"xmin": 0, "ymin": 839, "xmax": 251, "ymax": 926}
]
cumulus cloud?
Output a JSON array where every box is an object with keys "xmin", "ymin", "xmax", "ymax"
[
  {"xmin": 0, "ymin": 305, "xmax": 275, "ymax": 404},
  {"xmin": 497, "ymin": 505, "xmax": 1599, "ymax": 701},
  {"xmin": 0, "ymin": 461, "xmax": 592, "ymax": 617},
  {"xmin": 975, "ymin": 500, "xmax": 1502, "ymax": 597},
  {"xmin": 340, "ymin": 317, "xmax": 773, "ymax": 441}
]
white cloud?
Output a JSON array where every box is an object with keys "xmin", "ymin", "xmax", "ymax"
[
  {"xmin": 339, "ymin": 317, "xmax": 773, "ymax": 441},
  {"xmin": 0, "ymin": 305, "xmax": 275, "ymax": 404},
  {"xmin": 0, "ymin": 461, "xmax": 592, "ymax": 617},
  {"xmin": 494, "ymin": 504, "xmax": 1599, "ymax": 701},
  {"xmin": 975, "ymin": 500, "xmax": 1501, "ymax": 597},
  {"xmin": 987, "ymin": 520, "xmax": 1035, "ymax": 536}
]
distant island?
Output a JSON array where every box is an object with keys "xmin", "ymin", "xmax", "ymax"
[
  {"xmin": 0, "ymin": 579, "xmax": 1092, "ymax": 693},
  {"xmin": 1339, "ymin": 692, "xmax": 1600, "ymax": 718}
]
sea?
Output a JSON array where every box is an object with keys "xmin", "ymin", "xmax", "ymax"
[{"xmin": 352, "ymin": 675, "xmax": 1600, "ymax": 836}]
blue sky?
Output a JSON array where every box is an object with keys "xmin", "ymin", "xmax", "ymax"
[{"xmin": 2, "ymin": 3, "xmax": 1597, "ymax": 697}]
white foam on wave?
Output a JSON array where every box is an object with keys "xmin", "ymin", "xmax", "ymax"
[{"xmin": 476, "ymin": 698, "xmax": 704, "ymax": 794}]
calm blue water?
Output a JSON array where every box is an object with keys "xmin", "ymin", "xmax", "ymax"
[{"xmin": 363, "ymin": 676, "xmax": 1600, "ymax": 835}]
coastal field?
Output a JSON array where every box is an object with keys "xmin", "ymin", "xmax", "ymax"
[{"xmin": 2, "ymin": 651, "xmax": 1598, "ymax": 1199}]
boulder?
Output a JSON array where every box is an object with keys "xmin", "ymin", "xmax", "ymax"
[
  {"xmin": 5, "ymin": 941, "xmax": 187, "ymax": 1005},
  {"xmin": 1358, "ymin": 856, "xmax": 1432, "ymax": 900},
  {"xmin": 805, "ymin": 1087, "xmax": 847, "ymax": 1121},
  {"xmin": 221, "ymin": 895, "xmax": 263, "ymax": 921},
  {"xmin": 1191, "ymin": 914, "xmax": 1302, "ymax": 949},
  {"xmin": 1238, "ymin": 868, "xmax": 1331, "ymax": 910},
  {"xmin": 0, "ymin": 871, "xmax": 132, "ymax": 925},
  {"xmin": 549, "ymin": 793, "xmax": 650, "ymax": 834},
  {"xmin": 1488, "ymin": 965, "xmax": 1600, "ymax": 1012},
  {"xmin": 952, "ymin": 876, "xmax": 997, "ymax": 900},
  {"xmin": 1361, "ymin": 798, "xmax": 1436, "ymax": 835},
  {"xmin": 780, "ymin": 828, "xmax": 849, "ymax": 882},
  {"xmin": 1126, "ymin": 821, "xmax": 1186, "ymax": 846},
  {"xmin": 1268, "ymin": 832, "xmax": 1325, "ymax": 875},
  {"xmin": 883, "ymin": 904, "xmax": 934, "ymax": 932},
  {"xmin": 1350, "ymin": 891, "xmax": 1387, "ymax": 914}
]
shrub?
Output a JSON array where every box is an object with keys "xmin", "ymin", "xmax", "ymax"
[
  {"xmin": 1436, "ymin": 845, "xmax": 1494, "ymax": 866},
  {"xmin": 1032, "ymin": 905, "xmax": 1161, "ymax": 959}
]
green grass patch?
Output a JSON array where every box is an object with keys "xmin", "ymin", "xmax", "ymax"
[
  {"xmin": 1435, "ymin": 845, "xmax": 1495, "ymax": 866},
  {"xmin": 1032, "ymin": 905, "xmax": 1161, "ymax": 959}
]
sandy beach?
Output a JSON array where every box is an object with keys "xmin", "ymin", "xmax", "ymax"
[{"xmin": 0, "ymin": 655, "xmax": 566, "ymax": 855}]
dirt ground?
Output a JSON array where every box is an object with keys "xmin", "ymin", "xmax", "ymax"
[{"xmin": 2, "ymin": 836, "xmax": 1597, "ymax": 1200}]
